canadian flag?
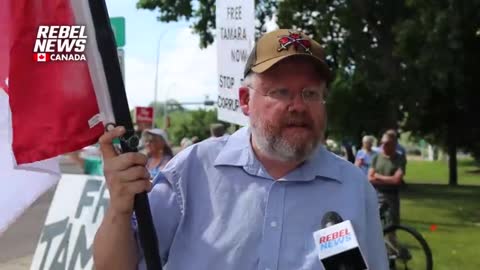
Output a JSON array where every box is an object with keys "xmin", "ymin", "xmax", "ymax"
[
  {"xmin": 0, "ymin": 0, "xmax": 116, "ymax": 234},
  {"xmin": 34, "ymin": 52, "xmax": 50, "ymax": 62}
]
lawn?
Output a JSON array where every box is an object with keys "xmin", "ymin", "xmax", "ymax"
[
  {"xmin": 397, "ymin": 158, "xmax": 480, "ymax": 270},
  {"xmin": 405, "ymin": 158, "xmax": 480, "ymax": 185}
]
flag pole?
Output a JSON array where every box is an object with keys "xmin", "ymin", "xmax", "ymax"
[{"xmin": 87, "ymin": 1, "xmax": 162, "ymax": 269}]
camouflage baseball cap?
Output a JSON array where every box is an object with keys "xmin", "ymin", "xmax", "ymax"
[{"xmin": 244, "ymin": 29, "xmax": 332, "ymax": 81}]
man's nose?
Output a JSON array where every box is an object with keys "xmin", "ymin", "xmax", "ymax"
[{"xmin": 288, "ymin": 93, "xmax": 307, "ymax": 112}]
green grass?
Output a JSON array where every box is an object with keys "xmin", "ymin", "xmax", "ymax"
[
  {"xmin": 405, "ymin": 158, "xmax": 480, "ymax": 185},
  {"xmin": 398, "ymin": 159, "xmax": 480, "ymax": 269}
]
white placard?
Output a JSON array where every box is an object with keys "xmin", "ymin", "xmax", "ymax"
[
  {"xmin": 30, "ymin": 174, "xmax": 109, "ymax": 270},
  {"xmin": 216, "ymin": 0, "xmax": 255, "ymax": 126}
]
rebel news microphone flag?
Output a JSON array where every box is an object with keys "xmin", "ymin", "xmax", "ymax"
[
  {"xmin": 0, "ymin": 1, "xmax": 162, "ymax": 269},
  {"xmin": 313, "ymin": 212, "xmax": 369, "ymax": 270}
]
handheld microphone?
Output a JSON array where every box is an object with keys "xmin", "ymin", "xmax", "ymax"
[{"xmin": 313, "ymin": 211, "xmax": 369, "ymax": 270}]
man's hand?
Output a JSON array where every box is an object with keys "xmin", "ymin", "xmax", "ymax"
[
  {"xmin": 354, "ymin": 157, "xmax": 364, "ymax": 167},
  {"xmin": 368, "ymin": 168, "xmax": 376, "ymax": 182},
  {"xmin": 99, "ymin": 126, "xmax": 152, "ymax": 216},
  {"xmin": 369, "ymin": 171, "xmax": 403, "ymax": 185}
]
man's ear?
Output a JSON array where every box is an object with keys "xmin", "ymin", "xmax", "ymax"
[{"xmin": 239, "ymin": 87, "xmax": 250, "ymax": 116}]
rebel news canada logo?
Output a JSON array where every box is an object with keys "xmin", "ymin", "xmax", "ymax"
[{"xmin": 33, "ymin": 25, "xmax": 87, "ymax": 62}]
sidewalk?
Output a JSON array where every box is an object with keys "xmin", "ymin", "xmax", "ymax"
[
  {"xmin": 0, "ymin": 156, "xmax": 79, "ymax": 270},
  {"xmin": 0, "ymin": 256, "xmax": 34, "ymax": 270},
  {"xmin": 0, "ymin": 188, "xmax": 54, "ymax": 270}
]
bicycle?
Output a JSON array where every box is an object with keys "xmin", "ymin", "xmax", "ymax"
[{"xmin": 380, "ymin": 202, "xmax": 433, "ymax": 270}]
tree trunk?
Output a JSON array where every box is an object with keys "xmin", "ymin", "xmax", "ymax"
[
  {"xmin": 447, "ymin": 71, "xmax": 458, "ymax": 186},
  {"xmin": 447, "ymin": 138, "xmax": 458, "ymax": 186}
]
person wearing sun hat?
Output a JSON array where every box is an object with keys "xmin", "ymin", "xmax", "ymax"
[
  {"xmin": 142, "ymin": 128, "xmax": 173, "ymax": 179},
  {"xmin": 94, "ymin": 29, "xmax": 388, "ymax": 270}
]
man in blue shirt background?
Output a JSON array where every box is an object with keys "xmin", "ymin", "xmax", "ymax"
[
  {"xmin": 93, "ymin": 29, "xmax": 388, "ymax": 270},
  {"xmin": 355, "ymin": 135, "xmax": 377, "ymax": 175}
]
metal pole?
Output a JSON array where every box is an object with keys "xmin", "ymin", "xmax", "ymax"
[
  {"xmin": 153, "ymin": 38, "xmax": 160, "ymax": 128},
  {"xmin": 153, "ymin": 30, "xmax": 168, "ymax": 128},
  {"xmin": 164, "ymin": 83, "xmax": 174, "ymax": 129}
]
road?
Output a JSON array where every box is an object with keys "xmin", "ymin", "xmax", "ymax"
[
  {"xmin": 0, "ymin": 157, "xmax": 83, "ymax": 270},
  {"xmin": 0, "ymin": 188, "xmax": 55, "ymax": 270}
]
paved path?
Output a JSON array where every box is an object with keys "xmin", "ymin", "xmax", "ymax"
[
  {"xmin": 0, "ymin": 156, "xmax": 83, "ymax": 270},
  {"xmin": 0, "ymin": 188, "xmax": 55, "ymax": 270}
]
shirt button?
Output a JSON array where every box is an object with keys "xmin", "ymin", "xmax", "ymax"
[{"xmin": 270, "ymin": 221, "xmax": 277, "ymax": 228}]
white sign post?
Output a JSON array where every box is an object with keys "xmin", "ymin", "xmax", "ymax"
[
  {"xmin": 216, "ymin": 0, "xmax": 255, "ymax": 126},
  {"xmin": 30, "ymin": 174, "xmax": 109, "ymax": 270}
]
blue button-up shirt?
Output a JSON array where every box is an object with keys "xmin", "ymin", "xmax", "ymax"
[{"xmin": 133, "ymin": 127, "xmax": 388, "ymax": 270}]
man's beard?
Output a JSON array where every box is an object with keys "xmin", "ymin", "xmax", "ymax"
[{"xmin": 250, "ymin": 112, "xmax": 322, "ymax": 162}]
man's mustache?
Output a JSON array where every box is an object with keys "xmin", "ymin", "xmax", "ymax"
[{"xmin": 282, "ymin": 114, "xmax": 313, "ymax": 128}]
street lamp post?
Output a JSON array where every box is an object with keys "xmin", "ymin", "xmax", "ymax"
[
  {"xmin": 163, "ymin": 83, "xmax": 175, "ymax": 129},
  {"xmin": 153, "ymin": 30, "xmax": 169, "ymax": 128}
]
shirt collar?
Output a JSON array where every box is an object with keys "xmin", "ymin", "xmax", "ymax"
[{"xmin": 214, "ymin": 127, "xmax": 342, "ymax": 183}]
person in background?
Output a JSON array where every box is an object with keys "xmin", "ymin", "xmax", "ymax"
[
  {"xmin": 191, "ymin": 136, "xmax": 200, "ymax": 144},
  {"xmin": 135, "ymin": 122, "xmax": 153, "ymax": 151},
  {"xmin": 368, "ymin": 132, "xmax": 406, "ymax": 227},
  {"xmin": 210, "ymin": 123, "xmax": 226, "ymax": 138},
  {"xmin": 376, "ymin": 129, "xmax": 406, "ymax": 157},
  {"xmin": 376, "ymin": 129, "xmax": 408, "ymax": 177},
  {"xmin": 143, "ymin": 128, "xmax": 173, "ymax": 179},
  {"xmin": 354, "ymin": 135, "xmax": 377, "ymax": 175},
  {"xmin": 180, "ymin": 137, "xmax": 193, "ymax": 150},
  {"xmin": 341, "ymin": 139, "xmax": 355, "ymax": 163}
]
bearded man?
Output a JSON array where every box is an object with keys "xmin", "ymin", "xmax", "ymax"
[{"xmin": 93, "ymin": 29, "xmax": 388, "ymax": 270}]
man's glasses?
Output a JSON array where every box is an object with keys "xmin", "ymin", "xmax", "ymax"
[{"xmin": 247, "ymin": 86, "xmax": 327, "ymax": 104}]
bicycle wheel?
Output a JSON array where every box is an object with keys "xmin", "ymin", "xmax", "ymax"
[{"xmin": 383, "ymin": 224, "xmax": 433, "ymax": 270}]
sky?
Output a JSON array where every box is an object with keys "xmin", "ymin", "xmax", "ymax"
[{"xmin": 105, "ymin": 0, "xmax": 218, "ymax": 109}]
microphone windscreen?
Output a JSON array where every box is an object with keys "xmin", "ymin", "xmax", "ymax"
[{"xmin": 321, "ymin": 211, "xmax": 344, "ymax": 228}]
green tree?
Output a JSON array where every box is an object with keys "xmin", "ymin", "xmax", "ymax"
[
  {"xmin": 168, "ymin": 108, "xmax": 230, "ymax": 145},
  {"xmin": 274, "ymin": 0, "xmax": 480, "ymax": 184},
  {"xmin": 136, "ymin": 0, "xmax": 215, "ymax": 48},
  {"xmin": 149, "ymin": 99, "xmax": 185, "ymax": 128},
  {"xmin": 393, "ymin": 0, "xmax": 480, "ymax": 185}
]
